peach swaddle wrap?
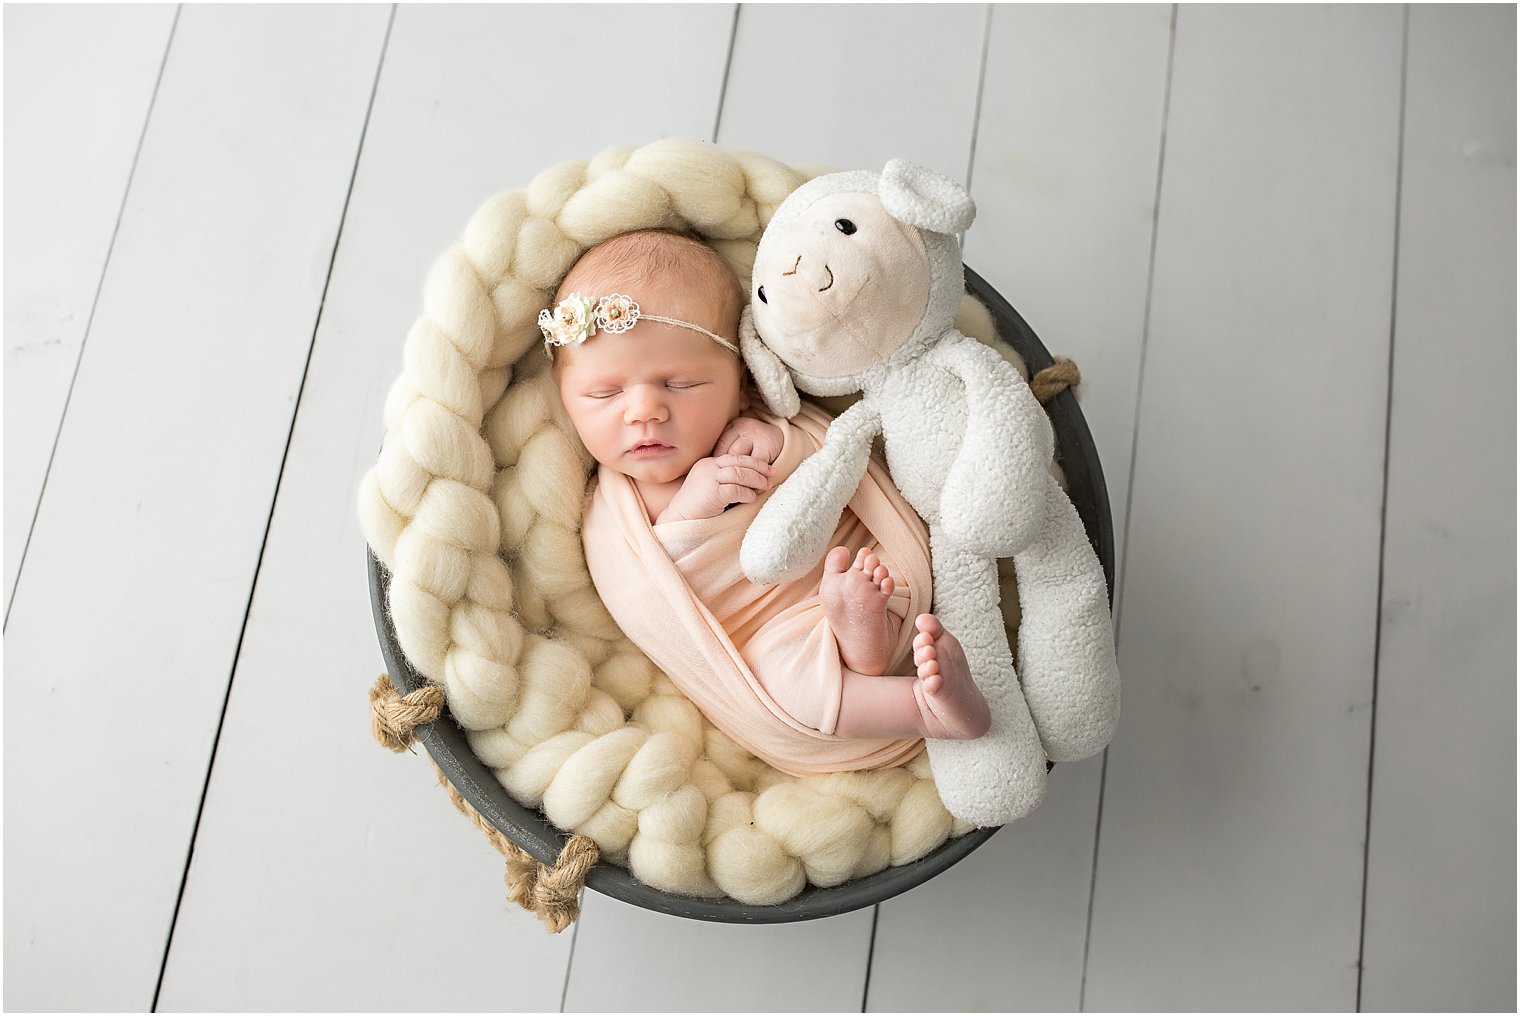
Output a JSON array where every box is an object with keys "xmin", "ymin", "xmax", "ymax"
[{"xmin": 582, "ymin": 403, "xmax": 932, "ymax": 776}]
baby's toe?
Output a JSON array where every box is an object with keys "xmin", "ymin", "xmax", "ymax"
[
  {"xmin": 880, "ymin": 575, "xmax": 895, "ymax": 597},
  {"xmin": 825, "ymin": 547, "xmax": 851, "ymax": 573}
]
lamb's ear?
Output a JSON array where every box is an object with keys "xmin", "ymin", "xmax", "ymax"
[
  {"xmin": 880, "ymin": 158, "xmax": 976, "ymax": 234},
  {"xmin": 739, "ymin": 304, "xmax": 801, "ymax": 418}
]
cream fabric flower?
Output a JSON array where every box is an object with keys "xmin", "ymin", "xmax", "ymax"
[
  {"xmin": 595, "ymin": 294, "xmax": 640, "ymax": 334},
  {"xmin": 538, "ymin": 293, "xmax": 598, "ymax": 346}
]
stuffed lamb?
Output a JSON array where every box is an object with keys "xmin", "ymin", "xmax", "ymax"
[{"xmin": 738, "ymin": 159, "xmax": 1120, "ymax": 826}]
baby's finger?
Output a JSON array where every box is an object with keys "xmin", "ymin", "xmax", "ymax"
[
  {"xmin": 729, "ymin": 435, "xmax": 754, "ymax": 457},
  {"xmin": 716, "ymin": 465, "xmax": 771, "ymax": 490},
  {"xmin": 715, "ymin": 453, "xmax": 775, "ymax": 475},
  {"xmin": 717, "ymin": 484, "xmax": 759, "ymax": 504}
]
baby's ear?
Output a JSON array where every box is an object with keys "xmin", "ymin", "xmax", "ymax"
[
  {"xmin": 880, "ymin": 158, "xmax": 976, "ymax": 235},
  {"xmin": 739, "ymin": 305, "xmax": 801, "ymax": 418}
]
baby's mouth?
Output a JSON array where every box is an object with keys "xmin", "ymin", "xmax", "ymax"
[{"xmin": 628, "ymin": 439, "xmax": 673, "ymax": 455}]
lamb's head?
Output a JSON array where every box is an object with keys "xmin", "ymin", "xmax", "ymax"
[{"xmin": 743, "ymin": 160, "xmax": 976, "ymax": 399}]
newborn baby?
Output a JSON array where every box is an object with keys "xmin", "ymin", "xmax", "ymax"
[{"xmin": 549, "ymin": 229, "xmax": 988, "ymax": 774}]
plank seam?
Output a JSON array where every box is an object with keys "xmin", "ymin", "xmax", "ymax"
[
  {"xmin": 148, "ymin": 6, "xmax": 398, "ymax": 1009},
  {"xmin": 1081, "ymin": 4, "xmax": 1179, "ymax": 1010},
  {"xmin": 861, "ymin": 904, "xmax": 881, "ymax": 1012},
  {"xmin": 710, "ymin": 3, "xmax": 742, "ymax": 143},
  {"xmin": 964, "ymin": 4, "xmax": 995, "ymax": 196},
  {"xmin": 3, "ymin": 4, "xmax": 182, "ymax": 632},
  {"xmin": 559, "ymin": 917, "xmax": 582, "ymax": 1012},
  {"xmin": 1356, "ymin": 8, "xmax": 1411, "ymax": 1011}
]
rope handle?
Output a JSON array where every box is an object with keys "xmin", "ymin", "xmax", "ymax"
[
  {"xmin": 368, "ymin": 673, "xmax": 599, "ymax": 932},
  {"xmin": 1031, "ymin": 355, "xmax": 1081, "ymax": 405}
]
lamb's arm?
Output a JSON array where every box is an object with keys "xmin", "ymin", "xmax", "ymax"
[
  {"xmin": 740, "ymin": 399, "xmax": 881, "ymax": 584},
  {"xmin": 930, "ymin": 332, "xmax": 1054, "ymax": 557}
]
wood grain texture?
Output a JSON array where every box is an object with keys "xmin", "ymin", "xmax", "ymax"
[
  {"xmin": 565, "ymin": 898, "xmax": 875, "ymax": 1012},
  {"xmin": 2, "ymin": 3, "xmax": 176, "ymax": 612},
  {"xmin": 869, "ymin": 7, "xmax": 1172, "ymax": 1011},
  {"xmin": 1359, "ymin": 6, "xmax": 1517, "ymax": 1011},
  {"xmin": 717, "ymin": 3, "xmax": 988, "ymax": 179},
  {"xmin": 1, "ymin": 6, "xmax": 389, "ymax": 1010},
  {"xmin": 154, "ymin": 5, "xmax": 736, "ymax": 1010},
  {"xmin": 868, "ymin": 760, "xmax": 1103, "ymax": 1013},
  {"xmin": 1082, "ymin": 6, "xmax": 1404, "ymax": 1010}
]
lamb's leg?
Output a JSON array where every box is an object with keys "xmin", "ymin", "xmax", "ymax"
[
  {"xmin": 922, "ymin": 529, "xmax": 1047, "ymax": 826},
  {"xmin": 1014, "ymin": 473, "xmax": 1121, "ymax": 762}
]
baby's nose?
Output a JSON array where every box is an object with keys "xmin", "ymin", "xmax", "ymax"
[{"xmin": 624, "ymin": 385, "xmax": 669, "ymax": 423}]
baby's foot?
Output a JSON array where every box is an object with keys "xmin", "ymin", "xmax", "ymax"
[
  {"xmin": 912, "ymin": 614, "xmax": 992, "ymax": 740},
  {"xmin": 820, "ymin": 546, "xmax": 897, "ymax": 676}
]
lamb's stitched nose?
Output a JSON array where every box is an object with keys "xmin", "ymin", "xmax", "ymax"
[{"xmin": 781, "ymin": 254, "xmax": 801, "ymax": 277}]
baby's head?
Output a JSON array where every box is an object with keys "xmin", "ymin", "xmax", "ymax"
[{"xmin": 547, "ymin": 230, "xmax": 747, "ymax": 488}]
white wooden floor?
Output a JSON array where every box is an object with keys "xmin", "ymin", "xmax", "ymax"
[{"xmin": 4, "ymin": 4, "xmax": 1514, "ymax": 1012}]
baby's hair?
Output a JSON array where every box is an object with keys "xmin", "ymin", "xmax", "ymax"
[{"xmin": 556, "ymin": 229, "xmax": 744, "ymax": 340}]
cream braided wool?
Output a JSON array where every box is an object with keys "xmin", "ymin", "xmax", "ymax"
[{"xmin": 359, "ymin": 140, "xmax": 1032, "ymax": 904}]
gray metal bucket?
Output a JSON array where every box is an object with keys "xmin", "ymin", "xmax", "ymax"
[{"xmin": 367, "ymin": 265, "xmax": 1115, "ymax": 923}]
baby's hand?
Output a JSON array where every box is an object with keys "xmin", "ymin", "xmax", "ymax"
[
  {"xmin": 713, "ymin": 416, "xmax": 785, "ymax": 465},
  {"xmin": 657, "ymin": 454, "xmax": 775, "ymax": 524}
]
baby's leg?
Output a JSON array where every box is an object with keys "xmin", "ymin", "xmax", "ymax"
[
  {"xmin": 820, "ymin": 546, "xmax": 897, "ymax": 676},
  {"xmin": 833, "ymin": 615, "xmax": 991, "ymax": 740}
]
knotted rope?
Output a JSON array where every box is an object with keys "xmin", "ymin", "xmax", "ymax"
[
  {"xmin": 369, "ymin": 673, "xmax": 599, "ymax": 931},
  {"xmin": 369, "ymin": 673, "xmax": 444, "ymax": 752},
  {"xmin": 436, "ymin": 767, "xmax": 600, "ymax": 933},
  {"xmin": 1031, "ymin": 355, "xmax": 1081, "ymax": 405}
]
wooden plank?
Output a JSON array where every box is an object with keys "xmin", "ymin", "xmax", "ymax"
[
  {"xmin": 870, "ymin": 11, "xmax": 1170, "ymax": 1007},
  {"xmin": 564, "ymin": 901, "xmax": 875, "ymax": 1012},
  {"xmin": 1360, "ymin": 6, "xmax": 1516, "ymax": 1011},
  {"xmin": 1, "ymin": 3, "xmax": 176, "ymax": 612},
  {"xmin": 153, "ymin": 5, "xmax": 738, "ymax": 1010},
  {"xmin": 1082, "ymin": 6, "xmax": 1403, "ymax": 1010},
  {"xmin": 560, "ymin": 6, "xmax": 992, "ymax": 1011},
  {"xmin": 717, "ymin": 3, "xmax": 987, "ymax": 177},
  {"xmin": 869, "ymin": 761, "xmax": 1102, "ymax": 1012},
  {"xmin": 0, "ymin": 6, "xmax": 389, "ymax": 1011}
]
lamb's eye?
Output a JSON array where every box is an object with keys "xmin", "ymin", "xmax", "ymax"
[
  {"xmin": 756, "ymin": 285, "xmax": 768, "ymax": 304},
  {"xmin": 835, "ymin": 219, "xmax": 857, "ymax": 235}
]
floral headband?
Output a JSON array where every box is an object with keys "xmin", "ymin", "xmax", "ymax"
[{"xmin": 538, "ymin": 293, "xmax": 740, "ymax": 355}]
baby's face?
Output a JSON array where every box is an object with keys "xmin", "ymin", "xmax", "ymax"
[{"xmin": 556, "ymin": 315, "xmax": 744, "ymax": 488}]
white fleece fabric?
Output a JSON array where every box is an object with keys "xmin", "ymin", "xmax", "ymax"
[{"xmin": 740, "ymin": 159, "xmax": 1121, "ymax": 826}]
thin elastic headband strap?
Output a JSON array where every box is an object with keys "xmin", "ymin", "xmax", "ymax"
[{"xmin": 637, "ymin": 314, "xmax": 741, "ymax": 354}]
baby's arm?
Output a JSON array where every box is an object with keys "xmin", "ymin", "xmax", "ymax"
[
  {"xmin": 713, "ymin": 415, "xmax": 785, "ymax": 465},
  {"xmin": 656, "ymin": 453, "xmax": 774, "ymax": 525}
]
